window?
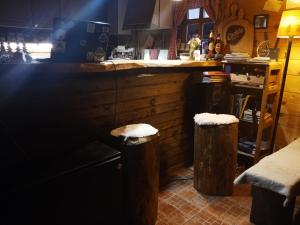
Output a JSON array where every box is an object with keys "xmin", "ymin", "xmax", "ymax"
[
  {"xmin": 3, "ymin": 42, "xmax": 52, "ymax": 59},
  {"xmin": 203, "ymin": 9, "xmax": 209, "ymax": 18},
  {"xmin": 188, "ymin": 8, "xmax": 200, "ymax": 20},
  {"xmin": 187, "ymin": 8, "xmax": 209, "ymax": 20},
  {"xmin": 178, "ymin": 7, "xmax": 213, "ymax": 44}
]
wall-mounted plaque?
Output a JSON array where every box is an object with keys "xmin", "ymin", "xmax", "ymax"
[
  {"xmin": 226, "ymin": 25, "xmax": 245, "ymax": 45},
  {"xmin": 222, "ymin": 7, "xmax": 254, "ymax": 56}
]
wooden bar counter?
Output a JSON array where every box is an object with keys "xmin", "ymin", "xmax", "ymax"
[{"xmin": 0, "ymin": 60, "xmax": 221, "ymax": 180}]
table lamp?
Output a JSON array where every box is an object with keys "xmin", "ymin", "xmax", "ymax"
[{"xmin": 271, "ymin": 6, "xmax": 300, "ymax": 150}]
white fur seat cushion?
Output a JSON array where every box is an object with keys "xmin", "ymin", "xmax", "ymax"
[{"xmin": 234, "ymin": 138, "xmax": 300, "ymax": 206}]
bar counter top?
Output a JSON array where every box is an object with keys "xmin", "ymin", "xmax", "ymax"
[{"xmin": 0, "ymin": 60, "xmax": 221, "ymax": 73}]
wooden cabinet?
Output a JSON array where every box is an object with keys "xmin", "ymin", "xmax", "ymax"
[
  {"xmin": 151, "ymin": 0, "xmax": 173, "ymax": 29},
  {"xmin": 0, "ymin": 0, "xmax": 110, "ymax": 29},
  {"xmin": 159, "ymin": 0, "xmax": 173, "ymax": 28},
  {"xmin": 31, "ymin": 0, "xmax": 61, "ymax": 28},
  {"xmin": 117, "ymin": 0, "xmax": 130, "ymax": 34},
  {"xmin": 0, "ymin": 0, "xmax": 32, "ymax": 27},
  {"xmin": 224, "ymin": 61, "xmax": 283, "ymax": 163},
  {"xmin": 61, "ymin": 0, "xmax": 109, "ymax": 22}
]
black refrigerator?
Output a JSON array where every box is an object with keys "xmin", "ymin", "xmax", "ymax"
[{"xmin": 2, "ymin": 139, "xmax": 122, "ymax": 225}]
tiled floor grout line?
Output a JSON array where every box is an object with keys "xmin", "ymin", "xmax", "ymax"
[
  {"xmin": 181, "ymin": 209, "xmax": 206, "ymax": 225},
  {"xmin": 156, "ymin": 168, "xmax": 254, "ymax": 225}
]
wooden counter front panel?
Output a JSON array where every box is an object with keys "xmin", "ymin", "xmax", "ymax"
[
  {"xmin": 0, "ymin": 73, "xmax": 117, "ymax": 160},
  {"xmin": 115, "ymin": 72, "xmax": 194, "ymax": 176},
  {"xmin": 0, "ymin": 71, "xmax": 195, "ymax": 178}
]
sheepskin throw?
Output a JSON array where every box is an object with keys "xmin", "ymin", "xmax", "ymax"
[{"xmin": 234, "ymin": 138, "xmax": 300, "ymax": 206}]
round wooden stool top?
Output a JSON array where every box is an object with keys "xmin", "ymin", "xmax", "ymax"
[{"xmin": 111, "ymin": 123, "xmax": 159, "ymax": 146}]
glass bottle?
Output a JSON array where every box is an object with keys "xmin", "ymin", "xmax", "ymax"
[
  {"xmin": 214, "ymin": 33, "xmax": 223, "ymax": 60},
  {"xmin": 208, "ymin": 31, "xmax": 215, "ymax": 59}
]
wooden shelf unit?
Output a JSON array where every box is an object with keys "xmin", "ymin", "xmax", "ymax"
[{"xmin": 224, "ymin": 61, "xmax": 283, "ymax": 163}]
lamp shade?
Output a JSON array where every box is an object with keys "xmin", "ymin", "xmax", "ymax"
[
  {"xmin": 277, "ymin": 9, "xmax": 300, "ymax": 38},
  {"xmin": 286, "ymin": 0, "xmax": 300, "ymax": 10}
]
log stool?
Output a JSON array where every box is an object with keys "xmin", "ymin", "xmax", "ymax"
[
  {"xmin": 193, "ymin": 113, "xmax": 239, "ymax": 196},
  {"xmin": 111, "ymin": 123, "xmax": 159, "ymax": 225}
]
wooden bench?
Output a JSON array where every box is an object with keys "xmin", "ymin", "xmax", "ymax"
[{"xmin": 234, "ymin": 138, "xmax": 300, "ymax": 225}]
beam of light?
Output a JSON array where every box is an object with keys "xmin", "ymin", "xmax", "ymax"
[
  {"xmin": 0, "ymin": 63, "xmax": 37, "ymax": 107},
  {"xmin": 0, "ymin": 1, "xmax": 108, "ymax": 106},
  {"xmin": 0, "ymin": 43, "xmax": 51, "ymax": 105}
]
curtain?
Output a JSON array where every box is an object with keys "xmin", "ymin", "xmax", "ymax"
[
  {"xmin": 168, "ymin": 0, "xmax": 189, "ymax": 60},
  {"xmin": 200, "ymin": 0, "xmax": 222, "ymax": 25},
  {"xmin": 168, "ymin": 0, "xmax": 223, "ymax": 60}
]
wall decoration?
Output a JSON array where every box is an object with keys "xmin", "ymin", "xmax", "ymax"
[
  {"xmin": 226, "ymin": 25, "xmax": 245, "ymax": 45},
  {"xmin": 254, "ymin": 15, "xmax": 269, "ymax": 29},
  {"xmin": 256, "ymin": 40, "xmax": 270, "ymax": 57},
  {"xmin": 222, "ymin": 6, "xmax": 254, "ymax": 55},
  {"xmin": 217, "ymin": 3, "xmax": 238, "ymax": 35}
]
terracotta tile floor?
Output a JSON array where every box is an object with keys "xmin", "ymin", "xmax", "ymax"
[{"xmin": 156, "ymin": 167, "xmax": 253, "ymax": 225}]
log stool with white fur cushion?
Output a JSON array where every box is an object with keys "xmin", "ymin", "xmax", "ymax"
[
  {"xmin": 193, "ymin": 113, "xmax": 239, "ymax": 196},
  {"xmin": 111, "ymin": 123, "xmax": 159, "ymax": 225}
]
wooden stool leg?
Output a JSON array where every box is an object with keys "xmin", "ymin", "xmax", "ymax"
[
  {"xmin": 111, "ymin": 124, "xmax": 159, "ymax": 225},
  {"xmin": 194, "ymin": 123, "xmax": 238, "ymax": 196},
  {"xmin": 251, "ymin": 185, "xmax": 296, "ymax": 225},
  {"xmin": 122, "ymin": 137, "xmax": 159, "ymax": 225}
]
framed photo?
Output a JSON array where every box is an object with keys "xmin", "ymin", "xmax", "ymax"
[{"xmin": 254, "ymin": 14, "xmax": 269, "ymax": 29}]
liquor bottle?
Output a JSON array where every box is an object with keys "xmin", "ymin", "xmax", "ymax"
[
  {"xmin": 214, "ymin": 33, "xmax": 223, "ymax": 60},
  {"xmin": 208, "ymin": 31, "xmax": 215, "ymax": 59}
]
